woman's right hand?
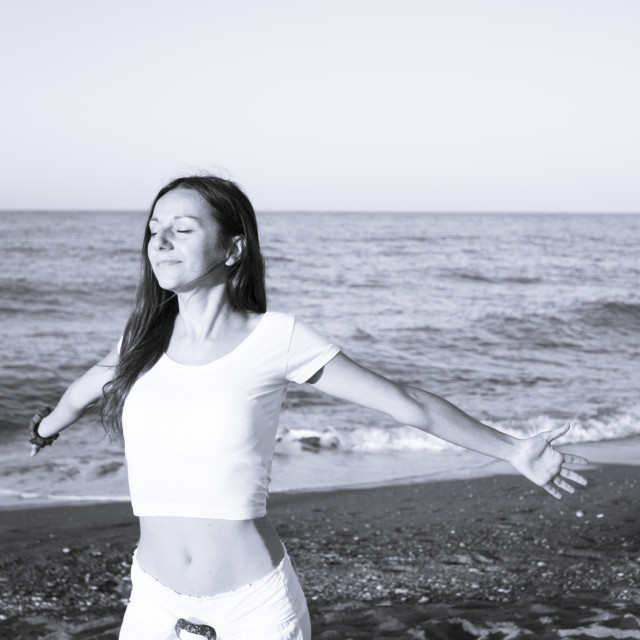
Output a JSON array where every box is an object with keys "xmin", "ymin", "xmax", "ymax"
[{"xmin": 29, "ymin": 407, "xmax": 58, "ymax": 457}]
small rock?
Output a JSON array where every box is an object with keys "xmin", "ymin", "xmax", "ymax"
[
  {"xmin": 531, "ymin": 603, "xmax": 556, "ymax": 614},
  {"xmin": 377, "ymin": 617, "xmax": 407, "ymax": 633},
  {"xmin": 473, "ymin": 553, "xmax": 495, "ymax": 564},
  {"xmin": 619, "ymin": 614, "xmax": 640, "ymax": 630},
  {"xmin": 321, "ymin": 612, "xmax": 349, "ymax": 625},
  {"xmin": 332, "ymin": 601, "xmax": 366, "ymax": 612},
  {"xmin": 450, "ymin": 554, "xmax": 473, "ymax": 565}
]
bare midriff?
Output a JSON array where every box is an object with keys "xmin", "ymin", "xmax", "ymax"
[{"xmin": 136, "ymin": 515, "xmax": 285, "ymax": 596}]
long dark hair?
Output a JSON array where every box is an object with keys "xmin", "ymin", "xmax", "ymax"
[{"xmin": 100, "ymin": 175, "xmax": 266, "ymax": 439}]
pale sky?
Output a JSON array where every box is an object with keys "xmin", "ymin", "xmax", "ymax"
[{"xmin": 1, "ymin": 1, "xmax": 639, "ymax": 212}]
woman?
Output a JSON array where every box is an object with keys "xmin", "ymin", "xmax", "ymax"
[{"xmin": 29, "ymin": 176, "xmax": 588, "ymax": 640}]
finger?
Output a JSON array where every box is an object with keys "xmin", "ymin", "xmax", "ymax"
[
  {"xmin": 562, "ymin": 454, "xmax": 588, "ymax": 466},
  {"xmin": 553, "ymin": 476, "xmax": 575, "ymax": 494},
  {"xmin": 547, "ymin": 423, "xmax": 570, "ymax": 443},
  {"xmin": 560, "ymin": 468, "xmax": 588, "ymax": 486},
  {"xmin": 543, "ymin": 483, "xmax": 562, "ymax": 499}
]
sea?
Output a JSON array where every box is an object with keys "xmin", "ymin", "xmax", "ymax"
[{"xmin": 1, "ymin": 210, "xmax": 639, "ymax": 509}]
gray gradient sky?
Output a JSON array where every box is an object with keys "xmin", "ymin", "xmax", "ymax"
[{"xmin": 1, "ymin": 1, "xmax": 639, "ymax": 212}]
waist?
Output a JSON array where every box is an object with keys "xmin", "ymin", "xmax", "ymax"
[{"xmin": 136, "ymin": 515, "xmax": 284, "ymax": 596}]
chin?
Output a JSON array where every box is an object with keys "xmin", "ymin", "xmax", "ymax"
[
  {"xmin": 154, "ymin": 276, "xmax": 181, "ymax": 292},
  {"xmin": 159, "ymin": 280, "xmax": 200, "ymax": 295}
]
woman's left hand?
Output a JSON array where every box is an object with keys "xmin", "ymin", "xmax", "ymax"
[{"xmin": 508, "ymin": 424, "xmax": 588, "ymax": 499}]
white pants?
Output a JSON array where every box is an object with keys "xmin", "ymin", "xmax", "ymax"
[{"xmin": 119, "ymin": 549, "xmax": 311, "ymax": 640}]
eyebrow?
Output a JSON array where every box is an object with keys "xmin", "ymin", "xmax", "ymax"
[{"xmin": 149, "ymin": 215, "xmax": 200, "ymax": 223}]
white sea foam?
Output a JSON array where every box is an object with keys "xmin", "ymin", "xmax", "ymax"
[
  {"xmin": 276, "ymin": 402, "xmax": 640, "ymax": 455},
  {"xmin": 490, "ymin": 402, "xmax": 640, "ymax": 445}
]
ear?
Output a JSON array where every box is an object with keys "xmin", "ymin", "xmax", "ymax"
[{"xmin": 225, "ymin": 235, "xmax": 246, "ymax": 266}]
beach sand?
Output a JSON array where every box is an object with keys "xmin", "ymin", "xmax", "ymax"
[{"xmin": 1, "ymin": 451, "xmax": 639, "ymax": 639}]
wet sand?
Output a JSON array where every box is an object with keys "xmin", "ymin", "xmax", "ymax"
[{"xmin": 1, "ymin": 462, "xmax": 639, "ymax": 639}]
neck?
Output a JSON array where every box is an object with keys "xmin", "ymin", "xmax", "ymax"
[{"xmin": 174, "ymin": 284, "xmax": 239, "ymax": 343}]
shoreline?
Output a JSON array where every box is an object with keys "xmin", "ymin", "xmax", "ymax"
[{"xmin": 1, "ymin": 461, "xmax": 639, "ymax": 639}]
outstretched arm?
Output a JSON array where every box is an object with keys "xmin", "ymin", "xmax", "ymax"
[
  {"xmin": 307, "ymin": 352, "xmax": 588, "ymax": 499},
  {"xmin": 30, "ymin": 345, "xmax": 119, "ymax": 456}
]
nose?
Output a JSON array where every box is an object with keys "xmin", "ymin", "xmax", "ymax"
[{"xmin": 149, "ymin": 228, "xmax": 172, "ymax": 251}]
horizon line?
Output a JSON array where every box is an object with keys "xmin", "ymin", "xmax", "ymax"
[{"xmin": 1, "ymin": 209, "xmax": 639, "ymax": 216}]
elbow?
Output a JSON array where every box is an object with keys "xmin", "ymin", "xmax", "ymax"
[{"xmin": 393, "ymin": 384, "xmax": 433, "ymax": 431}]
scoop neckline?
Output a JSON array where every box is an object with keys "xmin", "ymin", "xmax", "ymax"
[{"xmin": 161, "ymin": 312, "xmax": 269, "ymax": 368}]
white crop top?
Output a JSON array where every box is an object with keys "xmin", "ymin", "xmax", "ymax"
[{"xmin": 121, "ymin": 312, "xmax": 340, "ymax": 520}]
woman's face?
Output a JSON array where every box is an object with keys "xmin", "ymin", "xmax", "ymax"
[{"xmin": 147, "ymin": 188, "xmax": 228, "ymax": 293}]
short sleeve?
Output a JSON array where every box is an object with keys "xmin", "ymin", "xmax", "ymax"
[{"xmin": 285, "ymin": 318, "xmax": 340, "ymax": 384}]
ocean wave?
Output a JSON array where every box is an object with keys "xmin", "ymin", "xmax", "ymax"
[
  {"xmin": 265, "ymin": 255, "xmax": 295, "ymax": 263},
  {"xmin": 481, "ymin": 298, "xmax": 640, "ymax": 345},
  {"xmin": 576, "ymin": 301, "xmax": 640, "ymax": 332},
  {"xmin": 0, "ymin": 487, "xmax": 130, "ymax": 505},
  {"xmin": 275, "ymin": 403, "xmax": 640, "ymax": 454},
  {"xmin": 488, "ymin": 403, "xmax": 640, "ymax": 445},
  {"xmin": 350, "ymin": 326, "xmax": 376, "ymax": 341},
  {"xmin": 445, "ymin": 271, "xmax": 543, "ymax": 285}
]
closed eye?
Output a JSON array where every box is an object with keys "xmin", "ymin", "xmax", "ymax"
[{"xmin": 149, "ymin": 228, "xmax": 191, "ymax": 236}]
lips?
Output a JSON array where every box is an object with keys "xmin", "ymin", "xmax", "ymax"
[{"xmin": 156, "ymin": 260, "xmax": 181, "ymax": 268}]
